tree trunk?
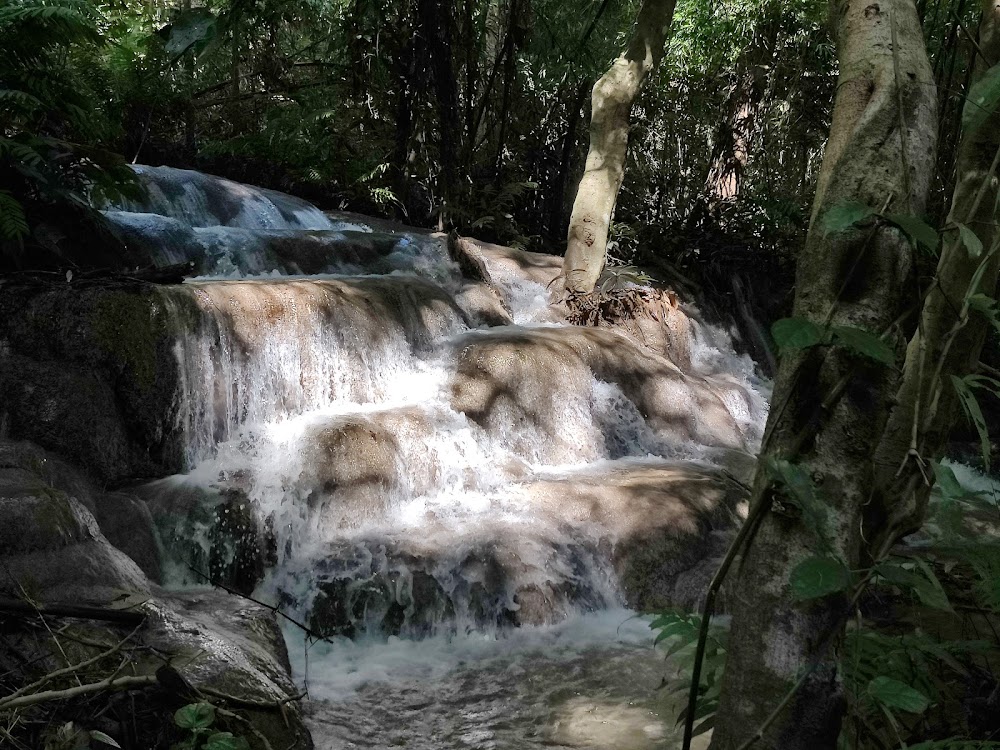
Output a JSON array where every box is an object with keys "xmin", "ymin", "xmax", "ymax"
[
  {"xmin": 418, "ymin": 0, "xmax": 462, "ymax": 210},
  {"xmin": 561, "ymin": 0, "xmax": 677, "ymax": 293},
  {"xmin": 699, "ymin": 6, "xmax": 780, "ymax": 218},
  {"xmin": 709, "ymin": 2, "xmax": 938, "ymax": 749},
  {"xmin": 870, "ymin": 0, "xmax": 1000, "ymax": 544},
  {"xmin": 548, "ymin": 80, "xmax": 589, "ymax": 243}
]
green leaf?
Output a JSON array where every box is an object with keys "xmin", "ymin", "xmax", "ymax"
[
  {"xmin": 876, "ymin": 558, "xmax": 952, "ymax": 611},
  {"xmin": 771, "ymin": 317, "xmax": 825, "ymax": 350},
  {"xmin": 932, "ymin": 461, "xmax": 964, "ymax": 500},
  {"xmin": 163, "ymin": 8, "xmax": 217, "ymax": 57},
  {"xmin": 914, "ymin": 558, "xmax": 953, "ymax": 612},
  {"xmin": 174, "ymin": 702, "xmax": 215, "ymax": 730},
  {"xmin": 767, "ymin": 459, "xmax": 831, "ymax": 545},
  {"xmin": 831, "ymin": 326, "xmax": 894, "ymax": 365},
  {"xmin": 964, "ymin": 61, "xmax": 1000, "ymax": 135},
  {"xmin": 790, "ymin": 556, "xmax": 850, "ymax": 600},
  {"xmin": 883, "ymin": 213, "xmax": 939, "ymax": 253},
  {"xmin": 957, "ymin": 222, "xmax": 984, "ymax": 258},
  {"xmin": 952, "ymin": 375, "xmax": 992, "ymax": 470},
  {"xmin": 204, "ymin": 732, "xmax": 250, "ymax": 750},
  {"xmin": 867, "ymin": 676, "xmax": 930, "ymax": 713},
  {"xmin": 821, "ymin": 201, "xmax": 876, "ymax": 235},
  {"xmin": 89, "ymin": 730, "xmax": 121, "ymax": 748}
]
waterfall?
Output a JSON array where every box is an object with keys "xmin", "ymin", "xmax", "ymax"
[{"xmin": 124, "ymin": 168, "xmax": 768, "ymax": 749}]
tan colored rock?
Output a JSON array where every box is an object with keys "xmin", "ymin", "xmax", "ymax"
[{"xmin": 450, "ymin": 325, "xmax": 753, "ymax": 460}]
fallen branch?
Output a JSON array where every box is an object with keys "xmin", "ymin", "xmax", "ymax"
[
  {"xmin": 0, "ymin": 674, "xmax": 156, "ymax": 712},
  {"xmin": 0, "ymin": 599, "xmax": 145, "ymax": 625},
  {"xmin": 185, "ymin": 563, "xmax": 336, "ymax": 645},
  {"xmin": 3, "ymin": 622, "xmax": 144, "ymax": 703}
]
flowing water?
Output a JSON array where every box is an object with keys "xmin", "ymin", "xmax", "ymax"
[{"xmin": 113, "ymin": 166, "xmax": 768, "ymax": 749}]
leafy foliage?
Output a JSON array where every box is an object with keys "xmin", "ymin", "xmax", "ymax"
[
  {"xmin": 772, "ymin": 317, "xmax": 825, "ymax": 350},
  {"xmin": 650, "ymin": 611, "xmax": 728, "ymax": 739},
  {"xmin": 0, "ymin": 0, "xmax": 137, "ymax": 243},
  {"xmin": 171, "ymin": 702, "xmax": 248, "ymax": 750}
]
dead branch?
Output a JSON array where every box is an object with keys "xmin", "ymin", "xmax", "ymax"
[{"xmin": 0, "ymin": 674, "xmax": 156, "ymax": 712}]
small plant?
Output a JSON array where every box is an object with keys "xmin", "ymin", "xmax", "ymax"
[{"xmin": 171, "ymin": 703, "xmax": 248, "ymax": 750}]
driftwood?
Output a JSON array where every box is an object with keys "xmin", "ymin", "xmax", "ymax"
[
  {"xmin": 0, "ymin": 598, "xmax": 147, "ymax": 625},
  {"xmin": 0, "ymin": 261, "xmax": 196, "ymax": 286}
]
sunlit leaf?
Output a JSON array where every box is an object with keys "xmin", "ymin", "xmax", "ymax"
[
  {"xmin": 821, "ymin": 201, "xmax": 875, "ymax": 235},
  {"xmin": 771, "ymin": 317, "xmax": 824, "ymax": 350}
]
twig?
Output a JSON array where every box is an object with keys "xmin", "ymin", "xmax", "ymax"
[
  {"xmin": 199, "ymin": 685, "xmax": 307, "ymax": 712},
  {"xmin": 3, "ymin": 622, "xmax": 144, "ymax": 703},
  {"xmin": 184, "ymin": 563, "xmax": 336, "ymax": 645},
  {"xmin": 0, "ymin": 675, "xmax": 156, "ymax": 712},
  {"xmin": 0, "ymin": 599, "xmax": 146, "ymax": 626},
  {"xmin": 217, "ymin": 706, "xmax": 274, "ymax": 750}
]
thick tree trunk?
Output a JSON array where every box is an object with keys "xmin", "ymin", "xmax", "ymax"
[
  {"xmin": 561, "ymin": 0, "xmax": 677, "ymax": 293},
  {"xmin": 709, "ymin": 2, "xmax": 937, "ymax": 749},
  {"xmin": 871, "ymin": 0, "xmax": 1000, "ymax": 543}
]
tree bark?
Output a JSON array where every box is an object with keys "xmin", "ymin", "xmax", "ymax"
[
  {"xmin": 561, "ymin": 0, "xmax": 677, "ymax": 293},
  {"xmin": 709, "ymin": 2, "xmax": 937, "ymax": 749},
  {"xmin": 871, "ymin": 0, "xmax": 1000, "ymax": 544}
]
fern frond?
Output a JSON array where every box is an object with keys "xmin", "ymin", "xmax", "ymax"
[{"xmin": 0, "ymin": 191, "xmax": 30, "ymax": 242}]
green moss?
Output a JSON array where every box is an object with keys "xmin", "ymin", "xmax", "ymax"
[
  {"xmin": 32, "ymin": 492, "xmax": 80, "ymax": 543},
  {"xmin": 92, "ymin": 291, "xmax": 164, "ymax": 393}
]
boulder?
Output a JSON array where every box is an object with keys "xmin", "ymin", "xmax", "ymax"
[
  {"xmin": 92, "ymin": 491, "xmax": 163, "ymax": 582},
  {"xmin": 0, "ymin": 283, "xmax": 190, "ymax": 482},
  {"xmin": 0, "ymin": 441, "xmax": 313, "ymax": 749}
]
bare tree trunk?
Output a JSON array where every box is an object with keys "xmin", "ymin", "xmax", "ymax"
[
  {"xmin": 690, "ymin": 4, "xmax": 781, "ymax": 227},
  {"xmin": 548, "ymin": 81, "xmax": 588, "ymax": 243},
  {"xmin": 419, "ymin": 0, "xmax": 462, "ymax": 209},
  {"xmin": 709, "ymin": 2, "xmax": 938, "ymax": 748},
  {"xmin": 561, "ymin": 0, "xmax": 677, "ymax": 293},
  {"xmin": 871, "ymin": 0, "xmax": 1000, "ymax": 544}
]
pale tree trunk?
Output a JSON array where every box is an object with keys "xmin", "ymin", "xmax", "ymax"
[
  {"xmin": 709, "ymin": 2, "xmax": 937, "ymax": 749},
  {"xmin": 871, "ymin": 0, "xmax": 1000, "ymax": 545},
  {"xmin": 562, "ymin": 0, "xmax": 676, "ymax": 294}
]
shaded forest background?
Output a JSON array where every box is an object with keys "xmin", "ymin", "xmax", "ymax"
[{"xmin": 3, "ymin": 0, "xmax": 989, "ymax": 319}]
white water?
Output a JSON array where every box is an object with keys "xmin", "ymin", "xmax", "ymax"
[{"xmin": 124, "ymin": 168, "xmax": 766, "ymax": 748}]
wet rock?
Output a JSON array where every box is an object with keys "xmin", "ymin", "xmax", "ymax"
[
  {"xmin": 0, "ymin": 440, "xmax": 313, "ymax": 749},
  {"xmin": 93, "ymin": 491, "xmax": 163, "ymax": 582},
  {"xmin": 454, "ymin": 280, "xmax": 513, "ymax": 327},
  {"xmin": 302, "ymin": 417, "xmax": 404, "ymax": 523},
  {"xmin": 450, "ymin": 325, "xmax": 752, "ymax": 461},
  {"xmin": 0, "ymin": 283, "xmax": 189, "ymax": 482},
  {"xmin": 209, "ymin": 491, "xmax": 269, "ymax": 595},
  {"xmin": 519, "ymin": 461, "xmax": 747, "ymax": 612},
  {"xmin": 0, "ymin": 468, "xmax": 149, "ymax": 602},
  {"xmin": 136, "ymin": 479, "xmax": 271, "ymax": 593}
]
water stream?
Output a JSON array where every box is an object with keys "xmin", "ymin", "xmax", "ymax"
[{"xmin": 113, "ymin": 166, "xmax": 767, "ymax": 749}]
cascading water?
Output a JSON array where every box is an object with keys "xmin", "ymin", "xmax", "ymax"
[{"xmin": 124, "ymin": 166, "xmax": 768, "ymax": 749}]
